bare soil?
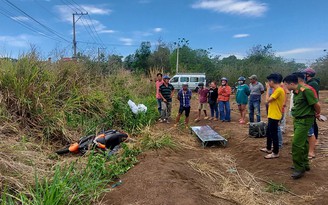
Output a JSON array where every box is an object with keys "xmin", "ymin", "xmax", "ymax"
[{"xmin": 99, "ymin": 91, "xmax": 328, "ymax": 205}]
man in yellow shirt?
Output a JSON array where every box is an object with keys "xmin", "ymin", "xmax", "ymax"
[{"xmin": 260, "ymin": 73, "xmax": 285, "ymax": 159}]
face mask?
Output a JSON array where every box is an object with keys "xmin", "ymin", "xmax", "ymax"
[
  {"xmin": 238, "ymin": 81, "xmax": 243, "ymax": 85},
  {"xmin": 221, "ymin": 82, "xmax": 226, "ymax": 86}
]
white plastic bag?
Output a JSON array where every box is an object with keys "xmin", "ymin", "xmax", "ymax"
[{"xmin": 128, "ymin": 100, "xmax": 147, "ymax": 114}]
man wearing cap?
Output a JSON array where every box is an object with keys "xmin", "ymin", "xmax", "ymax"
[
  {"xmin": 159, "ymin": 75, "xmax": 175, "ymax": 123},
  {"xmin": 283, "ymin": 74, "xmax": 321, "ymax": 179},
  {"xmin": 248, "ymin": 75, "xmax": 265, "ymax": 123},
  {"xmin": 175, "ymin": 82, "xmax": 192, "ymax": 128}
]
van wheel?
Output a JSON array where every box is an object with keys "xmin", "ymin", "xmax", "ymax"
[{"xmin": 195, "ymin": 87, "xmax": 199, "ymax": 92}]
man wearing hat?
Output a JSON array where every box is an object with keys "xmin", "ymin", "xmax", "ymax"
[
  {"xmin": 159, "ymin": 75, "xmax": 175, "ymax": 123},
  {"xmin": 248, "ymin": 74, "xmax": 265, "ymax": 122}
]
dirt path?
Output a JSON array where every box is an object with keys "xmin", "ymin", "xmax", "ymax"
[{"xmin": 99, "ymin": 91, "xmax": 328, "ymax": 205}]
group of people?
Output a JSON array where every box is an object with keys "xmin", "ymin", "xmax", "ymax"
[{"xmin": 155, "ymin": 68, "xmax": 322, "ymax": 179}]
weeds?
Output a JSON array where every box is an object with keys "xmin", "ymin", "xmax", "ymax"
[
  {"xmin": 1, "ymin": 144, "xmax": 141, "ymax": 205},
  {"xmin": 141, "ymin": 134, "xmax": 176, "ymax": 150},
  {"xmin": 265, "ymin": 181, "xmax": 289, "ymax": 193}
]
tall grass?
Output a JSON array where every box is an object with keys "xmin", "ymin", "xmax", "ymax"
[
  {"xmin": 0, "ymin": 56, "xmax": 158, "ymax": 142},
  {"xmin": 0, "ymin": 53, "xmax": 159, "ymax": 204}
]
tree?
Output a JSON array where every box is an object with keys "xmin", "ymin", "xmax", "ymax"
[
  {"xmin": 148, "ymin": 41, "xmax": 171, "ymax": 72},
  {"xmin": 133, "ymin": 41, "xmax": 152, "ymax": 73}
]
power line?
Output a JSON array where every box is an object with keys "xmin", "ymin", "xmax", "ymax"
[{"xmin": 3, "ymin": 0, "xmax": 70, "ymax": 43}]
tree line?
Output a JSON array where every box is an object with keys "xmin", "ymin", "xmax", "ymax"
[{"xmin": 81, "ymin": 40, "xmax": 328, "ymax": 89}]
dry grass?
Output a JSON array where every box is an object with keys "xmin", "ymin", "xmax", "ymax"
[{"xmin": 187, "ymin": 153, "xmax": 317, "ymax": 205}]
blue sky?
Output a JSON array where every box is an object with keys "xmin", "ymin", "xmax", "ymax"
[{"xmin": 0, "ymin": 0, "xmax": 327, "ymax": 64}]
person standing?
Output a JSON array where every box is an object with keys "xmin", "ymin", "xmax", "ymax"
[
  {"xmin": 304, "ymin": 67, "xmax": 320, "ymax": 146},
  {"xmin": 236, "ymin": 77, "xmax": 250, "ymax": 124},
  {"xmin": 260, "ymin": 74, "xmax": 285, "ymax": 159},
  {"xmin": 195, "ymin": 82, "xmax": 209, "ymax": 122},
  {"xmin": 218, "ymin": 77, "xmax": 231, "ymax": 122},
  {"xmin": 155, "ymin": 73, "xmax": 163, "ymax": 115},
  {"xmin": 248, "ymin": 75, "xmax": 265, "ymax": 123},
  {"xmin": 208, "ymin": 82, "xmax": 219, "ymax": 121},
  {"xmin": 293, "ymin": 72, "xmax": 318, "ymax": 159},
  {"xmin": 283, "ymin": 74, "xmax": 321, "ymax": 179},
  {"xmin": 175, "ymin": 82, "xmax": 192, "ymax": 128},
  {"xmin": 159, "ymin": 75, "xmax": 174, "ymax": 123}
]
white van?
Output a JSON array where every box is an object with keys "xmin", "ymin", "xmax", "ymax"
[{"xmin": 169, "ymin": 73, "xmax": 206, "ymax": 92}]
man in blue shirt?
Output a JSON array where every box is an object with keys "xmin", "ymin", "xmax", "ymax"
[{"xmin": 175, "ymin": 82, "xmax": 192, "ymax": 128}]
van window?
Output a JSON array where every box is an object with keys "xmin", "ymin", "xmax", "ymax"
[
  {"xmin": 171, "ymin": 77, "xmax": 179, "ymax": 83},
  {"xmin": 199, "ymin": 77, "xmax": 205, "ymax": 82},
  {"xmin": 180, "ymin": 77, "xmax": 189, "ymax": 82},
  {"xmin": 190, "ymin": 77, "xmax": 199, "ymax": 82}
]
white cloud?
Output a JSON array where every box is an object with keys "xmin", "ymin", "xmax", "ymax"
[
  {"xmin": 54, "ymin": 4, "xmax": 114, "ymax": 34},
  {"xmin": 80, "ymin": 5, "xmax": 112, "ymax": 15},
  {"xmin": 233, "ymin": 33, "xmax": 250, "ymax": 38},
  {"xmin": 119, "ymin": 38, "xmax": 133, "ymax": 46},
  {"xmin": 276, "ymin": 47, "xmax": 324, "ymax": 56},
  {"xmin": 11, "ymin": 16, "xmax": 30, "ymax": 22},
  {"xmin": 192, "ymin": 0, "xmax": 267, "ymax": 17},
  {"xmin": 153, "ymin": 27, "xmax": 163, "ymax": 33},
  {"xmin": 0, "ymin": 34, "xmax": 31, "ymax": 47}
]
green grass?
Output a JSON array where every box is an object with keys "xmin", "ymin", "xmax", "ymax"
[
  {"xmin": 265, "ymin": 181, "xmax": 289, "ymax": 193},
  {"xmin": 1, "ymin": 144, "xmax": 141, "ymax": 205},
  {"xmin": 0, "ymin": 54, "xmax": 159, "ymax": 204},
  {"xmin": 141, "ymin": 134, "xmax": 176, "ymax": 150}
]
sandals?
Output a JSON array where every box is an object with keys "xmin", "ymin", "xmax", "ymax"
[
  {"xmin": 264, "ymin": 153, "xmax": 279, "ymax": 159},
  {"xmin": 260, "ymin": 148, "xmax": 272, "ymax": 154},
  {"xmin": 308, "ymin": 155, "xmax": 316, "ymax": 159}
]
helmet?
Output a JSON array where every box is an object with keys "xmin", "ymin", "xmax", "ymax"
[
  {"xmin": 163, "ymin": 75, "xmax": 170, "ymax": 79},
  {"xmin": 182, "ymin": 82, "xmax": 188, "ymax": 86},
  {"xmin": 221, "ymin": 77, "xmax": 228, "ymax": 82},
  {"xmin": 198, "ymin": 82, "xmax": 204, "ymax": 86},
  {"xmin": 238, "ymin": 76, "xmax": 246, "ymax": 81},
  {"xmin": 303, "ymin": 67, "xmax": 316, "ymax": 77}
]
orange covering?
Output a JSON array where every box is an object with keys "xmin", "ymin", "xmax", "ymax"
[{"xmin": 218, "ymin": 85, "xmax": 231, "ymax": 102}]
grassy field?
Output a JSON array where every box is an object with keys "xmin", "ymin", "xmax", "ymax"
[{"xmin": 0, "ymin": 54, "xmax": 160, "ymax": 204}]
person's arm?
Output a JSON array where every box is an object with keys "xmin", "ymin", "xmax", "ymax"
[
  {"xmin": 265, "ymin": 82, "xmax": 270, "ymax": 102},
  {"xmin": 226, "ymin": 86, "xmax": 231, "ymax": 97},
  {"xmin": 177, "ymin": 91, "xmax": 180, "ymax": 101},
  {"xmin": 314, "ymin": 103, "xmax": 321, "ymax": 119},
  {"xmin": 260, "ymin": 83, "xmax": 265, "ymax": 94}
]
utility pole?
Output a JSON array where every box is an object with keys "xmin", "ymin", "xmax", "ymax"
[
  {"xmin": 72, "ymin": 12, "xmax": 88, "ymax": 59},
  {"xmin": 98, "ymin": 47, "xmax": 106, "ymax": 62},
  {"xmin": 176, "ymin": 46, "xmax": 179, "ymax": 74}
]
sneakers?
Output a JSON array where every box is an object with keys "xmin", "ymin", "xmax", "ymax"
[
  {"xmin": 159, "ymin": 119, "xmax": 164, "ymax": 123},
  {"xmin": 264, "ymin": 153, "xmax": 279, "ymax": 159},
  {"xmin": 291, "ymin": 170, "xmax": 305, "ymax": 179},
  {"xmin": 194, "ymin": 118, "xmax": 200, "ymax": 122}
]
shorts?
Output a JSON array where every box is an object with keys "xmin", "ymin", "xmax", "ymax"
[
  {"xmin": 179, "ymin": 106, "xmax": 191, "ymax": 117},
  {"xmin": 198, "ymin": 103, "xmax": 207, "ymax": 110},
  {"xmin": 308, "ymin": 125, "xmax": 314, "ymax": 137}
]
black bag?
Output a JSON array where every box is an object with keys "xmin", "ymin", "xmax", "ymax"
[{"xmin": 249, "ymin": 122, "xmax": 267, "ymax": 138}]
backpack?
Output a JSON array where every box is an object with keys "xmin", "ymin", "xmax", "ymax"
[{"xmin": 249, "ymin": 122, "xmax": 267, "ymax": 138}]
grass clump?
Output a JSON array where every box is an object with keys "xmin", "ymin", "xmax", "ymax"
[
  {"xmin": 141, "ymin": 134, "xmax": 176, "ymax": 150},
  {"xmin": 265, "ymin": 181, "xmax": 289, "ymax": 193},
  {"xmin": 1, "ymin": 144, "xmax": 141, "ymax": 205}
]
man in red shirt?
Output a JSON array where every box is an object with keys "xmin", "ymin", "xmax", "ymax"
[
  {"xmin": 195, "ymin": 82, "xmax": 209, "ymax": 122},
  {"xmin": 155, "ymin": 73, "xmax": 163, "ymax": 114}
]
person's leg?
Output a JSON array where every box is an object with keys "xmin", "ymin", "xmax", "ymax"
[
  {"xmin": 249, "ymin": 101, "xmax": 254, "ymax": 123},
  {"xmin": 278, "ymin": 126, "xmax": 283, "ymax": 148},
  {"xmin": 292, "ymin": 118, "xmax": 313, "ymax": 171},
  {"xmin": 157, "ymin": 99, "xmax": 162, "ymax": 114},
  {"xmin": 185, "ymin": 107, "xmax": 190, "ymax": 126},
  {"xmin": 161, "ymin": 101, "xmax": 167, "ymax": 121},
  {"xmin": 238, "ymin": 105, "xmax": 242, "ymax": 120},
  {"xmin": 219, "ymin": 101, "xmax": 225, "ymax": 121},
  {"xmin": 167, "ymin": 102, "xmax": 172, "ymax": 121},
  {"xmin": 266, "ymin": 119, "xmax": 273, "ymax": 151},
  {"xmin": 225, "ymin": 101, "xmax": 231, "ymax": 121},
  {"xmin": 308, "ymin": 125, "xmax": 316, "ymax": 157},
  {"xmin": 210, "ymin": 103, "xmax": 214, "ymax": 118},
  {"xmin": 242, "ymin": 105, "xmax": 247, "ymax": 122},
  {"xmin": 280, "ymin": 113, "xmax": 286, "ymax": 133},
  {"xmin": 175, "ymin": 106, "xmax": 183, "ymax": 125},
  {"xmin": 314, "ymin": 119, "xmax": 319, "ymax": 145},
  {"xmin": 254, "ymin": 100, "xmax": 261, "ymax": 122},
  {"xmin": 214, "ymin": 103, "xmax": 219, "ymax": 119},
  {"xmin": 271, "ymin": 119, "xmax": 279, "ymax": 154}
]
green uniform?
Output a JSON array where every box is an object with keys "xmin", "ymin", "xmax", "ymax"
[
  {"xmin": 306, "ymin": 78, "xmax": 320, "ymax": 98},
  {"xmin": 292, "ymin": 85, "xmax": 318, "ymax": 171}
]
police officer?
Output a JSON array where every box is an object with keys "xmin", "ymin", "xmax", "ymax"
[{"xmin": 283, "ymin": 74, "xmax": 321, "ymax": 179}]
